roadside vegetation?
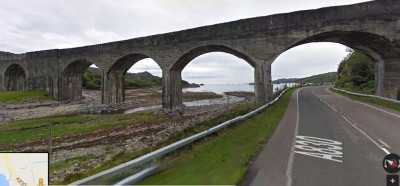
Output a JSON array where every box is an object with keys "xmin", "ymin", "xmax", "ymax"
[
  {"xmin": 0, "ymin": 116, "xmax": 95, "ymax": 132},
  {"xmin": 135, "ymin": 88, "xmax": 295, "ymax": 185},
  {"xmin": 58, "ymin": 100, "xmax": 264, "ymax": 184},
  {"xmin": 330, "ymin": 88, "xmax": 400, "ymax": 111},
  {"xmin": 0, "ymin": 90, "xmax": 54, "ymax": 103},
  {"xmin": 102, "ymin": 88, "xmax": 290, "ymax": 185},
  {"xmin": 335, "ymin": 49, "xmax": 375, "ymax": 94},
  {"xmin": 0, "ymin": 113, "xmax": 165, "ymax": 144},
  {"xmin": 51, "ymin": 154, "xmax": 96, "ymax": 174},
  {"xmin": 330, "ymin": 49, "xmax": 400, "ymax": 111}
]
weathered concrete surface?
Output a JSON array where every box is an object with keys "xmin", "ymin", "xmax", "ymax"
[
  {"xmin": 60, "ymin": 59, "xmax": 92, "ymax": 101},
  {"xmin": 0, "ymin": 0, "xmax": 399, "ymax": 108},
  {"xmin": 102, "ymin": 54, "xmax": 149, "ymax": 104},
  {"xmin": 4, "ymin": 64, "xmax": 26, "ymax": 91}
]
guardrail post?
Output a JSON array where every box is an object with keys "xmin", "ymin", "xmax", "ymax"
[{"xmin": 151, "ymin": 157, "xmax": 158, "ymax": 167}]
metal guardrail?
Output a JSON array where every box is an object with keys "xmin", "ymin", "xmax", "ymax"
[
  {"xmin": 114, "ymin": 166, "xmax": 158, "ymax": 185},
  {"xmin": 69, "ymin": 88, "xmax": 291, "ymax": 185},
  {"xmin": 332, "ymin": 87, "xmax": 400, "ymax": 104}
]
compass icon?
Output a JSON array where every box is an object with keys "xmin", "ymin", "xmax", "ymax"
[{"xmin": 383, "ymin": 153, "xmax": 400, "ymax": 173}]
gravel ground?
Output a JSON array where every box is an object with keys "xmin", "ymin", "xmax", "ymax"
[{"xmin": 0, "ymin": 88, "xmax": 222, "ymax": 124}]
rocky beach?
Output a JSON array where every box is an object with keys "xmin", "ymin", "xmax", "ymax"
[{"xmin": 0, "ymin": 86, "xmax": 254, "ymax": 183}]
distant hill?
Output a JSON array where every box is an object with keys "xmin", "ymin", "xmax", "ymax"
[
  {"xmin": 83, "ymin": 67, "xmax": 198, "ymax": 89},
  {"xmin": 272, "ymin": 78, "xmax": 299, "ymax": 84},
  {"xmin": 0, "ymin": 51, "xmax": 14, "ymax": 55},
  {"xmin": 272, "ymin": 72, "xmax": 337, "ymax": 84},
  {"xmin": 85, "ymin": 67, "xmax": 162, "ymax": 79},
  {"xmin": 125, "ymin": 71, "xmax": 157, "ymax": 79}
]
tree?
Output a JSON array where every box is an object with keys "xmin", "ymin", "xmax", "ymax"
[{"xmin": 335, "ymin": 50, "xmax": 375, "ymax": 94}]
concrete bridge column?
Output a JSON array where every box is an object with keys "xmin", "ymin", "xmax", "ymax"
[
  {"xmin": 102, "ymin": 70, "xmax": 125, "ymax": 104},
  {"xmin": 60, "ymin": 73, "xmax": 83, "ymax": 101},
  {"xmin": 374, "ymin": 61, "xmax": 384, "ymax": 97},
  {"xmin": 59, "ymin": 60, "xmax": 92, "ymax": 101},
  {"xmin": 254, "ymin": 63, "xmax": 273, "ymax": 104},
  {"xmin": 0, "ymin": 75, "xmax": 3, "ymax": 91},
  {"xmin": 379, "ymin": 58, "xmax": 400, "ymax": 100},
  {"xmin": 162, "ymin": 69, "xmax": 182, "ymax": 109}
]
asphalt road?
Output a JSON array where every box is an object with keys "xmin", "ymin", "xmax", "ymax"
[{"xmin": 240, "ymin": 86, "xmax": 400, "ymax": 186}]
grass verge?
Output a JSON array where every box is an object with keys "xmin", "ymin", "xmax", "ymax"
[
  {"xmin": 135, "ymin": 88, "xmax": 296, "ymax": 185},
  {"xmin": 58, "ymin": 101, "xmax": 264, "ymax": 184},
  {"xmin": 0, "ymin": 113, "xmax": 165, "ymax": 144},
  {"xmin": 0, "ymin": 90, "xmax": 54, "ymax": 103},
  {"xmin": 51, "ymin": 154, "xmax": 96, "ymax": 174},
  {"xmin": 330, "ymin": 88, "xmax": 400, "ymax": 111},
  {"xmin": 0, "ymin": 116, "xmax": 96, "ymax": 132}
]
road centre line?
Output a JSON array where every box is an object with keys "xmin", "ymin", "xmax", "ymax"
[
  {"xmin": 311, "ymin": 89, "xmax": 338, "ymax": 112},
  {"xmin": 315, "ymin": 91, "xmax": 391, "ymax": 155},
  {"xmin": 378, "ymin": 139, "xmax": 390, "ymax": 148},
  {"xmin": 319, "ymin": 98, "xmax": 337, "ymax": 112},
  {"xmin": 339, "ymin": 114, "xmax": 390, "ymax": 155}
]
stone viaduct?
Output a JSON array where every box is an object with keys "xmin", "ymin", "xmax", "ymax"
[{"xmin": 0, "ymin": 0, "xmax": 399, "ymax": 108}]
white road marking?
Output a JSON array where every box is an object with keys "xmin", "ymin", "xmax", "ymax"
[
  {"xmin": 316, "ymin": 88, "xmax": 392, "ymax": 155},
  {"xmin": 294, "ymin": 136, "xmax": 343, "ymax": 163},
  {"xmin": 294, "ymin": 151, "xmax": 343, "ymax": 163},
  {"xmin": 340, "ymin": 115, "xmax": 390, "ymax": 155},
  {"xmin": 286, "ymin": 87, "xmax": 391, "ymax": 186},
  {"xmin": 331, "ymin": 89, "xmax": 400, "ymax": 119},
  {"xmin": 285, "ymin": 88, "xmax": 302, "ymax": 186},
  {"xmin": 312, "ymin": 88, "xmax": 338, "ymax": 112},
  {"xmin": 378, "ymin": 139, "xmax": 390, "ymax": 148},
  {"xmin": 319, "ymin": 98, "xmax": 337, "ymax": 112}
]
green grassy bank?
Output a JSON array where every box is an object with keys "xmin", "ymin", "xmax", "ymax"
[
  {"xmin": 0, "ymin": 113, "xmax": 165, "ymax": 144},
  {"xmin": 330, "ymin": 88, "xmax": 400, "ymax": 111},
  {"xmin": 0, "ymin": 90, "xmax": 54, "ymax": 103},
  {"xmin": 59, "ymin": 101, "xmax": 262, "ymax": 184},
  {"xmin": 136, "ymin": 88, "xmax": 296, "ymax": 185}
]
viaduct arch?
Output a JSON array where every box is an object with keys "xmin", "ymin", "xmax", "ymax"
[
  {"xmin": 0, "ymin": 0, "xmax": 399, "ymax": 108},
  {"xmin": 274, "ymin": 31, "xmax": 399, "ymax": 97},
  {"xmin": 4, "ymin": 64, "xmax": 26, "ymax": 91},
  {"xmin": 163, "ymin": 45, "xmax": 263, "ymax": 109},
  {"xmin": 102, "ymin": 53, "xmax": 158, "ymax": 104}
]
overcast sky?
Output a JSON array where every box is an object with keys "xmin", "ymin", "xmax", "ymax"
[{"xmin": 0, "ymin": 0, "xmax": 370, "ymax": 84}]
